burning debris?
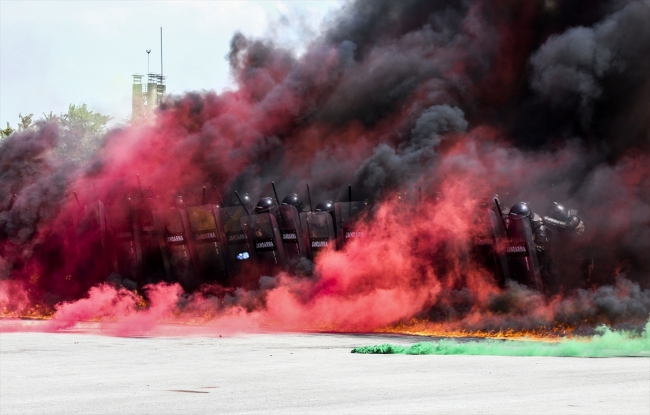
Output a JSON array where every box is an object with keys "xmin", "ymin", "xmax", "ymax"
[{"xmin": 1, "ymin": 0, "xmax": 650, "ymax": 337}]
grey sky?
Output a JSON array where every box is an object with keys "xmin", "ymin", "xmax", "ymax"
[{"xmin": 0, "ymin": 1, "xmax": 344, "ymax": 126}]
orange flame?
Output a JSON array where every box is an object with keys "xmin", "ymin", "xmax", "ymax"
[{"xmin": 374, "ymin": 318, "xmax": 576, "ymax": 341}]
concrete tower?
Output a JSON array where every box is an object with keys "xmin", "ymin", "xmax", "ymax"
[{"xmin": 131, "ymin": 28, "xmax": 166, "ymax": 123}]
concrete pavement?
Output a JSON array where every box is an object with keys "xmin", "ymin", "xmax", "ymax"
[{"xmin": 1, "ymin": 328, "xmax": 648, "ymax": 414}]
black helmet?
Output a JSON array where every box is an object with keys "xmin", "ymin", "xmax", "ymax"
[
  {"xmin": 231, "ymin": 192, "xmax": 254, "ymax": 212},
  {"xmin": 509, "ymin": 202, "xmax": 533, "ymax": 219},
  {"xmin": 315, "ymin": 200, "xmax": 334, "ymax": 213},
  {"xmin": 549, "ymin": 202, "xmax": 569, "ymax": 220},
  {"xmin": 174, "ymin": 195, "xmax": 185, "ymax": 208},
  {"xmin": 254, "ymin": 197, "xmax": 276, "ymax": 214},
  {"xmin": 282, "ymin": 193, "xmax": 305, "ymax": 212}
]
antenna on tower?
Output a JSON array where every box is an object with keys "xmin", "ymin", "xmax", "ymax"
[
  {"xmin": 160, "ymin": 27, "xmax": 163, "ymax": 78},
  {"xmin": 146, "ymin": 49, "xmax": 151, "ymax": 74}
]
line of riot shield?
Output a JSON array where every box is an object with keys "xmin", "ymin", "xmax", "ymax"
[
  {"xmin": 186, "ymin": 204, "xmax": 228, "ymax": 286},
  {"xmin": 299, "ymin": 211, "xmax": 336, "ymax": 260},
  {"xmin": 276, "ymin": 205, "xmax": 308, "ymax": 264},
  {"xmin": 153, "ymin": 206, "xmax": 198, "ymax": 291},
  {"xmin": 214, "ymin": 205, "xmax": 255, "ymax": 280},
  {"xmin": 334, "ymin": 201, "xmax": 369, "ymax": 249},
  {"xmin": 504, "ymin": 215, "xmax": 543, "ymax": 291},
  {"xmin": 240, "ymin": 208, "xmax": 287, "ymax": 271}
]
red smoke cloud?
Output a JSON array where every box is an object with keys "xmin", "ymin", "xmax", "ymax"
[{"xmin": 4, "ymin": 133, "xmax": 647, "ymax": 336}]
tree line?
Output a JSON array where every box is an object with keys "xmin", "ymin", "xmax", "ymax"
[{"xmin": 1, "ymin": 104, "xmax": 112, "ymax": 164}]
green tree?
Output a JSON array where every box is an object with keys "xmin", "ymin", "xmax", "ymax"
[
  {"xmin": 1, "ymin": 112, "xmax": 33, "ymax": 139},
  {"xmin": 42, "ymin": 111, "xmax": 59, "ymax": 123},
  {"xmin": 0, "ymin": 122, "xmax": 14, "ymax": 138},
  {"xmin": 54, "ymin": 104, "xmax": 112, "ymax": 163},
  {"xmin": 18, "ymin": 113, "xmax": 34, "ymax": 131},
  {"xmin": 2, "ymin": 105, "xmax": 111, "ymax": 162}
]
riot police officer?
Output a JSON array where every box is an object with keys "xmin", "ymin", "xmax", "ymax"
[
  {"xmin": 509, "ymin": 202, "xmax": 548, "ymax": 256},
  {"xmin": 508, "ymin": 202, "xmax": 551, "ymax": 289},
  {"xmin": 315, "ymin": 200, "xmax": 336, "ymax": 234},
  {"xmin": 543, "ymin": 202, "xmax": 591, "ymax": 287},
  {"xmin": 543, "ymin": 202, "xmax": 584, "ymax": 234}
]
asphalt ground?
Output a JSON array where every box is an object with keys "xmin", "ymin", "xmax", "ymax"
[{"xmin": 1, "ymin": 324, "xmax": 648, "ymax": 415}]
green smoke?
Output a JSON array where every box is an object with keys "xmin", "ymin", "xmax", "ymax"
[{"xmin": 352, "ymin": 320, "xmax": 650, "ymax": 357}]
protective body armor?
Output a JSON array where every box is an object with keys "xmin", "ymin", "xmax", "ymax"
[
  {"xmin": 543, "ymin": 215, "xmax": 582, "ymax": 231},
  {"xmin": 530, "ymin": 213, "xmax": 549, "ymax": 255}
]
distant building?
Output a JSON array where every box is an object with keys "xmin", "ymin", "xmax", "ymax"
[{"xmin": 132, "ymin": 73, "xmax": 166, "ymax": 123}]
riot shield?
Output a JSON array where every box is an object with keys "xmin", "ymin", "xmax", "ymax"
[
  {"xmin": 334, "ymin": 202, "xmax": 368, "ymax": 249},
  {"xmin": 76, "ymin": 200, "xmax": 110, "ymax": 280},
  {"xmin": 487, "ymin": 209, "xmax": 510, "ymax": 286},
  {"xmin": 84, "ymin": 201, "xmax": 108, "ymax": 270},
  {"xmin": 505, "ymin": 216, "xmax": 543, "ymax": 291},
  {"xmin": 154, "ymin": 207, "xmax": 198, "ymax": 291},
  {"xmin": 470, "ymin": 209, "xmax": 509, "ymax": 287},
  {"xmin": 241, "ymin": 211, "xmax": 287, "ymax": 270},
  {"xmin": 106, "ymin": 202, "xmax": 139, "ymax": 280},
  {"xmin": 214, "ymin": 206, "xmax": 255, "ymax": 279},
  {"xmin": 299, "ymin": 211, "xmax": 336, "ymax": 260},
  {"xmin": 186, "ymin": 205, "xmax": 228, "ymax": 285},
  {"xmin": 133, "ymin": 198, "xmax": 166, "ymax": 285},
  {"xmin": 276, "ymin": 205, "xmax": 308, "ymax": 263}
]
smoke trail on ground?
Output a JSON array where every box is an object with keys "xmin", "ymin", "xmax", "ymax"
[
  {"xmin": 1, "ymin": 0, "xmax": 650, "ymax": 336},
  {"xmin": 351, "ymin": 319, "xmax": 650, "ymax": 357}
]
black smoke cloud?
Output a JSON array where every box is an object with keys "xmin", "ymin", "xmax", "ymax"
[
  {"xmin": 352, "ymin": 104, "xmax": 468, "ymax": 198},
  {"xmin": 0, "ymin": 124, "xmax": 69, "ymax": 242},
  {"xmin": 520, "ymin": 0, "xmax": 650, "ymax": 152}
]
